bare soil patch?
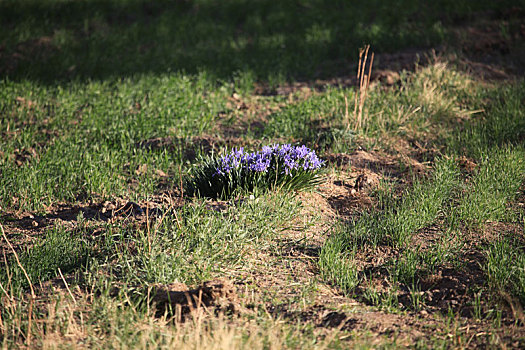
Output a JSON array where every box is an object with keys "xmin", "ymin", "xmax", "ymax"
[{"xmin": 149, "ymin": 278, "xmax": 240, "ymax": 320}]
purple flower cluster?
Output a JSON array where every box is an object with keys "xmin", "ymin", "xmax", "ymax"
[{"xmin": 216, "ymin": 144, "xmax": 324, "ymax": 176}]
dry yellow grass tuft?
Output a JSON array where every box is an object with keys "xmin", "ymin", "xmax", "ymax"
[{"xmin": 345, "ymin": 45, "xmax": 374, "ymax": 132}]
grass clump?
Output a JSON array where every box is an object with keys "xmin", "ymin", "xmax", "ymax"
[
  {"xmin": 103, "ymin": 192, "xmax": 300, "ymax": 286},
  {"xmin": 319, "ymin": 157, "xmax": 460, "ymax": 295},
  {"xmin": 351, "ymin": 157, "xmax": 460, "ymax": 248},
  {"xmin": 456, "ymin": 147, "xmax": 525, "ymax": 227},
  {"xmin": 486, "ymin": 239, "xmax": 525, "ymax": 305},
  {"xmin": 185, "ymin": 144, "xmax": 325, "ymax": 199},
  {"xmin": 318, "ymin": 225, "xmax": 360, "ymax": 294},
  {"xmin": 1, "ymin": 223, "xmax": 90, "ymax": 293}
]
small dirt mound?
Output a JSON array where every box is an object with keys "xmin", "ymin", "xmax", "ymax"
[{"xmin": 151, "ymin": 278, "xmax": 239, "ymax": 320}]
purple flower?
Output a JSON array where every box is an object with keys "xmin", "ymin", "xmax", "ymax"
[
  {"xmin": 247, "ymin": 153, "xmax": 271, "ymax": 172},
  {"xmin": 294, "ymin": 145, "xmax": 310, "ymax": 158},
  {"xmin": 261, "ymin": 144, "xmax": 279, "ymax": 156},
  {"xmin": 214, "ymin": 144, "xmax": 324, "ymax": 176}
]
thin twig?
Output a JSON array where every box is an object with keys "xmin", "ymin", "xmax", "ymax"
[
  {"xmin": 179, "ymin": 164, "xmax": 184, "ymax": 201},
  {"xmin": 360, "ymin": 45, "xmax": 370, "ymax": 91},
  {"xmin": 1, "ymin": 223, "xmax": 35, "ymax": 346},
  {"xmin": 344, "ymin": 95, "xmax": 349, "ymax": 127},
  {"xmin": 146, "ymin": 201, "xmax": 151, "ymax": 254},
  {"xmin": 0, "ymin": 280, "xmax": 10, "ymax": 300},
  {"xmin": 367, "ymin": 52, "xmax": 374, "ymax": 90},
  {"xmin": 0, "ymin": 225, "xmax": 35, "ymax": 298},
  {"xmin": 58, "ymin": 268, "xmax": 77, "ymax": 305},
  {"xmin": 3, "ymin": 248, "xmax": 12, "ymax": 295},
  {"xmin": 360, "ymin": 52, "xmax": 375, "ymax": 127},
  {"xmin": 353, "ymin": 49, "xmax": 363, "ymax": 123}
]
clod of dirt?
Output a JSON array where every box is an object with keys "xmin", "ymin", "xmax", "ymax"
[
  {"xmin": 372, "ymin": 70, "xmax": 401, "ymax": 86},
  {"xmin": 102, "ymin": 201, "xmax": 159, "ymax": 218},
  {"xmin": 269, "ymin": 304, "xmax": 359, "ymax": 331},
  {"xmin": 155, "ymin": 169, "xmax": 168, "ymax": 177},
  {"xmin": 320, "ymin": 311, "xmax": 357, "ymax": 329},
  {"xmin": 354, "ymin": 174, "xmax": 368, "ymax": 190},
  {"xmin": 10, "ymin": 147, "xmax": 38, "ymax": 166},
  {"xmin": 101, "ymin": 201, "xmax": 116, "ymax": 214},
  {"xmin": 15, "ymin": 96, "xmax": 36, "ymax": 109},
  {"xmin": 151, "ymin": 278, "xmax": 239, "ymax": 319},
  {"xmin": 458, "ymin": 156, "xmax": 478, "ymax": 173}
]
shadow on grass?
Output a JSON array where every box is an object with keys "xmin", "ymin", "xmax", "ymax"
[{"xmin": 0, "ymin": 0, "xmax": 518, "ymax": 84}]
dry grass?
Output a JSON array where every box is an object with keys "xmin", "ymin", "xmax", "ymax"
[
  {"xmin": 345, "ymin": 45, "xmax": 374, "ymax": 132},
  {"xmin": 415, "ymin": 62, "xmax": 480, "ymax": 122},
  {"xmin": 3, "ymin": 291, "xmax": 343, "ymax": 350}
]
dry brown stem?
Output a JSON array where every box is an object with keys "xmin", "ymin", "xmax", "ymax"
[
  {"xmin": 1, "ymin": 223, "xmax": 36, "ymax": 346},
  {"xmin": 351, "ymin": 45, "xmax": 374, "ymax": 131}
]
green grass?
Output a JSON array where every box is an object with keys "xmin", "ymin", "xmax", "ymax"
[
  {"xmin": 263, "ymin": 63, "xmax": 478, "ymax": 152},
  {"xmin": 3, "ymin": 68, "xmax": 524, "ymax": 348},
  {"xmin": 0, "ymin": 75, "xmax": 230, "ymax": 211},
  {"xmin": 319, "ymin": 79, "xmax": 525, "ymax": 309},
  {"xmin": 1, "ymin": 192, "xmax": 303, "ymax": 348},
  {"xmin": 326, "ymin": 157, "xmax": 460, "ymax": 249},
  {"xmin": 450, "ymin": 81, "xmax": 525, "ymax": 157},
  {"xmin": 2, "ymin": 0, "xmax": 525, "ymax": 348},
  {"xmin": 0, "ymin": 61, "xmax": 475, "ymax": 212},
  {"xmin": 318, "ymin": 225, "xmax": 360, "ymax": 294},
  {"xmin": 1, "ymin": 58, "xmax": 476, "ymax": 213},
  {"xmin": 5, "ymin": 66, "xmax": 523, "ymax": 348},
  {"xmin": 1, "ymin": 192, "xmax": 299, "ymax": 296},
  {"xmin": 3, "ymin": 0, "xmax": 514, "ymax": 84},
  {"xmin": 116, "ymin": 192, "xmax": 300, "ymax": 286},
  {"xmin": 1, "ymin": 220, "xmax": 90, "ymax": 291},
  {"xmin": 456, "ymin": 147, "xmax": 525, "ymax": 226},
  {"xmin": 486, "ymin": 238, "xmax": 525, "ymax": 305},
  {"xmin": 319, "ymin": 157, "xmax": 461, "ymax": 297}
]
